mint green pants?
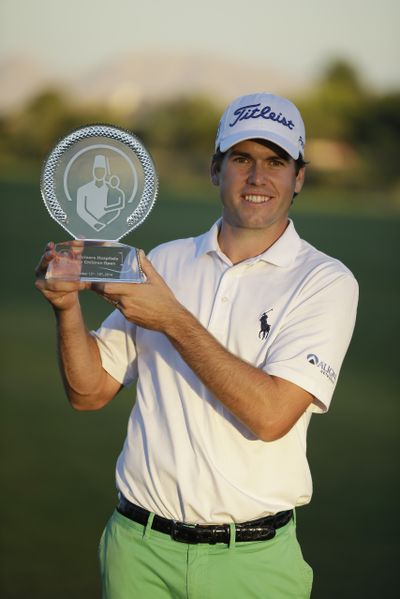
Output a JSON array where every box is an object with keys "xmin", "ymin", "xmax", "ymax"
[{"xmin": 99, "ymin": 509, "xmax": 313, "ymax": 598}]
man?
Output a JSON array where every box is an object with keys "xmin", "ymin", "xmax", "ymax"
[{"xmin": 36, "ymin": 92, "xmax": 358, "ymax": 598}]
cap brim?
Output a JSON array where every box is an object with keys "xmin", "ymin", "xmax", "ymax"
[{"xmin": 218, "ymin": 130, "xmax": 299, "ymax": 160}]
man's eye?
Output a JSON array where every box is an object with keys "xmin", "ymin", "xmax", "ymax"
[
  {"xmin": 269, "ymin": 159, "xmax": 284, "ymax": 167},
  {"xmin": 233, "ymin": 156, "xmax": 249, "ymax": 164}
]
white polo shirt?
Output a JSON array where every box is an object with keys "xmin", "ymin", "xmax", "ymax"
[{"xmin": 93, "ymin": 219, "xmax": 358, "ymax": 524}]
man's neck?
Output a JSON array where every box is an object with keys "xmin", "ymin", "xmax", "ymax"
[{"xmin": 218, "ymin": 220, "xmax": 289, "ymax": 264}]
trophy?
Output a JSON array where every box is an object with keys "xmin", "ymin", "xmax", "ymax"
[{"xmin": 40, "ymin": 124, "xmax": 158, "ymax": 283}]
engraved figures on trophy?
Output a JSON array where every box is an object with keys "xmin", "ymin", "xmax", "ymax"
[{"xmin": 76, "ymin": 154, "xmax": 126, "ymax": 232}]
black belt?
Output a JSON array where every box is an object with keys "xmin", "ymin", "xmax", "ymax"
[{"xmin": 117, "ymin": 495, "xmax": 293, "ymax": 544}]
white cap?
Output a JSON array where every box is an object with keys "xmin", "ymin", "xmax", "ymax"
[{"xmin": 215, "ymin": 92, "xmax": 306, "ymax": 159}]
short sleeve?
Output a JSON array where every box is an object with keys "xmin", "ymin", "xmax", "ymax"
[
  {"xmin": 91, "ymin": 309, "xmax": 138, "ymax": 386},
  {"xmin": 265, "ymin": 271, "xmax": 359, "ymax": 413}
]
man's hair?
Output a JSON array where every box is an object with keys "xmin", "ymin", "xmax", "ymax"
[{"xmin": 212, "ymin": 138, "xmax": 307, "ymax": 175}]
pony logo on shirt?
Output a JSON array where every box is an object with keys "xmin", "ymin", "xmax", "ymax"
[{"xmin": 258, "ymin": 309, "xmax": 273, "ymax": 340}]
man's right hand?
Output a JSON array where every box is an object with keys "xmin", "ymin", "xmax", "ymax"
[{"xmin": 34, "ymin": 241, "xmax": 89, "ymax": 312}]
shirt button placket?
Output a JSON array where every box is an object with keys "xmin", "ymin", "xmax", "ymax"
[{"xmin": 208, "ymin": 269, "xmax": 237, "ymax": 340}]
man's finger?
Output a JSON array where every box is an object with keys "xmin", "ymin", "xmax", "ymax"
[
  {"xmin": 35, "ymin": 244, "xmax": 56, "ymax": 278},
  {"xmin": 139, "ymin": 250, "xmax": 160, "ymax": 281},
  {"xmin": 91, "ymin": 282, "xmax": 127, "ymax": 296},
  {"xmin": 39, "ymin": 278, "xmax": 89, "ymax": 292}
]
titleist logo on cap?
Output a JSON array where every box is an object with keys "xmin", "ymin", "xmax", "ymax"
[
  {"xmin": 229, "ymin": 103, "xmax": 295, "ymax": 131},
  {"xmin": 215, "ymin": 92, "xmax": 306, "ymax": 158}
]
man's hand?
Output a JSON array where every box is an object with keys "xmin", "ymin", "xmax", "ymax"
[
  {"xmin": 91, "ymin": 250, "xmax": 185, "ymax": 331},
  {"xmin": 35, "ymin": 242, "xmax": 89, "ymax": 312}
]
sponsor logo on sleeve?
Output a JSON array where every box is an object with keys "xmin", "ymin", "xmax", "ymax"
[{"xmin": 307, "ymin": 353, "xmax": 337, "ymax": 384}]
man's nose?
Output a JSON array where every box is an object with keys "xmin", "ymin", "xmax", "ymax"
[{"xmin": 247, "ymin": 162, "xmax": 267, "ymax": 186}]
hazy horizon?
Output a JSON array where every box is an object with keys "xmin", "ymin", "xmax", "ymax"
[{"xmin": 1, "ymin": 0, "xmax": 399, "ymax": 92}]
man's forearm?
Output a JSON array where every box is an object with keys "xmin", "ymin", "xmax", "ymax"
[
  {"xmin": 164, "ymin": 307, "xmax": 312, "ymax": 441},
  {"xmin": 91, "ymin": 256, "xmax": 313, "ymax": 437},
  {"xmin": 55, "ymin": 302, "xmax": 116, "ymax": 410}
]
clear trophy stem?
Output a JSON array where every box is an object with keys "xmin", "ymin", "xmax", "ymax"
[{"xmin": 45, "ymin": 241, "xmax": 144, "ymax": 283}]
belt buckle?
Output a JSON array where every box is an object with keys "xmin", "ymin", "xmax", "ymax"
[{"xmin": 171, "ymin": 520, "xmax": 199, "ymax": 544}]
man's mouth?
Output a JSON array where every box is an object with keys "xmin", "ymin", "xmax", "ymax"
[{"xmin": 243, "ymin": 194, "xmax": 272, "ymax": 204}]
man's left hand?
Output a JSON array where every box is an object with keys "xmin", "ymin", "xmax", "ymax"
[{"xmin": 91, "ymin": 250, "xmax": 183, "ymax": 332}]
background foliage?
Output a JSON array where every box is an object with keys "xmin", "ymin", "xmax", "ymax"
[{"xmin": 1, "ymin": 60, "xmax": 400, "ymax": 203}]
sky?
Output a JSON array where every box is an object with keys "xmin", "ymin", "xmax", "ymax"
[{"xmin": 1, "ymin": 0, "xmax": 399, "ymax": 90}]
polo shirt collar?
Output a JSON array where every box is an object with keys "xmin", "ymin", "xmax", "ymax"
[
  {"xmin": 195, "ymin": 219, "xmax": 301, "ymax": 267},
  {"xmin": 195, "ymin": 220, "xmax": 221, "ymax": 257},
  {"xmin": 258, "ymin": 220, "xmax": 301, "ymax": 267}
]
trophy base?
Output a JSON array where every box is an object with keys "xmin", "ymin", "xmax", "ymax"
[{"xmin": 46, "ymin": 241, "xmax": 145, "ymax": 283}]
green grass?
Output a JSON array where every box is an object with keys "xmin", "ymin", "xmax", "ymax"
[{"xmin": 1, "ymin": 178, "xmax": 399, "ymax": 598}]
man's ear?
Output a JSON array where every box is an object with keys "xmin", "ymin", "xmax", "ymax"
[
  {"xmin": 294, "ymin": 165, "xmax": 306, "ymax": 195},
  {"xmin": 210, "ymin": 160, "xmax": 220, "ymax": 186}
]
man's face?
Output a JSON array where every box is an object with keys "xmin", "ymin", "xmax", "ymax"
[{"xmin": 211, "ymin": 140, "xmax": 305, "ymax": 233}]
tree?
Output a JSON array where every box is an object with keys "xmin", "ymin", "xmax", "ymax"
[
  {"xmin": 3, "ymin": 89, "xmax": 116, "ymax": 162},
  {"xmin": 351, "ymin": 92, "xmax": 400, "ymax": 186},
  {"xmin": 298, "ymin": 59, "xmax": 366, "ymax": 140}
]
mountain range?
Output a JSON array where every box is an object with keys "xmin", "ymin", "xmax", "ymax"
[{"xmin": 0, "ymin": 53, "xmax": 306, "ymax": 114}]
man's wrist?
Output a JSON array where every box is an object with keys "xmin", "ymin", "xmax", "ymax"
[
  {"xmin": 53, "ymin": 297, "xmax": 81, "ymax": 320},
  {"xmin": 163, "ymin": 304, "xmax": 196, "ymax": 340}
]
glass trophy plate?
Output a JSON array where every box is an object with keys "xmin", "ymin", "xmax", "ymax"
[{"xmin": 40, "ymin": 124, "xmax": 158, "ymax": 283}]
